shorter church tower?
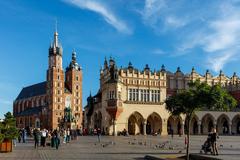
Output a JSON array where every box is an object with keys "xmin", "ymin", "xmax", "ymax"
[{"xmin": 65, "ymin": 51, "xmax": 83, "ymax": 129}]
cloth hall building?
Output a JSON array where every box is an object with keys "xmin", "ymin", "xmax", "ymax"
[
  {"xmin": 13, "ymin": 31, "xmax": 83, "ymax": 130},
  {"xmin": 85, "ymin": 58, "xmax": 240, "ymax": 136}
]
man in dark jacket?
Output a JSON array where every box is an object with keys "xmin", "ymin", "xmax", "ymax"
[
  {"xmin": 97, "ymin": 128, "xmax": 101, "ymax": 142},
  {"xmin": 33, "ymin": 128, "xmax": 40, "ymax": 149},
  {"xmin": 210, "ymin": 128, "xmax": 219, "ymax": 155}
]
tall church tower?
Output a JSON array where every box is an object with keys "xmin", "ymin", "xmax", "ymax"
[
  {"xmin": 65, "ymin": 51, "xmax": 83, "ymax": 129},
  {"xmin": 47, "ymin": 30, "xmax": 65, "ymax": 129}
]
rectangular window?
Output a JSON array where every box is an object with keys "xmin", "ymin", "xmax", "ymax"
[
  {"xmin": 147, "ymin": 90, "xmax": 149, "ymax": 102},
  {"xmin": 136, "ymin": 89, "xmax": 139, "ymax": 101},
  {"xmin": 152, "ymin": 90, "xmax": 155, "ymax": 102},
  {"xmin": 157, "ymin": 90, "xmax": 160, "ymax": 102},
  {"xmin": 141, "ymin": 89, "xmax": 143, "ymax": 101},
  {"xmin": 144, "ymin": 90, "xmax": 147, "ymax": 102},
  {"xmin": 133, "ymin": 89, "xmax": 135, "ymax": 101},
  {"xmin": 129, "ymin": 89, "xmax": 132, "ymax": 101}
]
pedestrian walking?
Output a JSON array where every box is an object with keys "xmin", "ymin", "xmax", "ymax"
[
  {"xmin": 50, "ymin": 131, "xmax": 55, "ymax": 148},
  {"xmin": 63, "ymin": 129, "xmax": 67, "ymax": 143},
  {"xmin": 53, "ymin": 130, "xmax": 60, "ymax": 150},
  {"xmin": 97, "ymin": 128, "xmax": 101, "ymax": 143},
  {"xmin": 33, "ymin": 128, "xmax": 40, "ymax": 149},
  {"xmin": 210, "ymin": 128, "xmax": 219, "ymax": 156},
  {"xmin": 41, "ymin": 129, "xmax": 47, "ymax": 147},
  {"xmin": 18, "ymin": 129, "xmax": 22, "ymax": 143},
  {"xmin": 22, "ymin": 128, "xmax": 27, "ymax": 143},
  {"xmin": 66, "ymin": 128, "xmax": 70, "ymax": 143}
]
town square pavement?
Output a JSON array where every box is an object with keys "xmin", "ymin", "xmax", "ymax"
[{"xmin": 1, "ymin": 135, "xmax": 240, "ymax": 160}]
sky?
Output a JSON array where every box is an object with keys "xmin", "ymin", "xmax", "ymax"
[{"xmin": 1, "ymin": 0, "xmax": 240, "ymax": 118}]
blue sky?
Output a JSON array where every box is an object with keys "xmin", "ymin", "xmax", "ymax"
[{"xmin": 1, "ymin": 0, "xmax": 240, "ymax": 118}]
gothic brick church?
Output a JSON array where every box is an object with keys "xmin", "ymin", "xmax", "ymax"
[{"xmin": 13, "ymin": 31, "xmax": 83, "ymax": 130}]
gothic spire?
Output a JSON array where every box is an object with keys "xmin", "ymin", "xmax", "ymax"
[
  {"xmin": 54, "ymin": 31, "xmax": 58, "ymax": 47},
  {"xmin": 53, "ymin": 19, "xmax": 59, "ymax": 47}
]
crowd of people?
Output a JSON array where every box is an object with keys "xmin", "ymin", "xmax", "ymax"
[{"xmin": 16, "ymin": 127, "xmax": 82, "ymax": 150}]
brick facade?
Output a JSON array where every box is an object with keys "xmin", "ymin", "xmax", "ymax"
[{"xmin": 13, "ymin": 31, "xmax": 83, "ymax": 130}]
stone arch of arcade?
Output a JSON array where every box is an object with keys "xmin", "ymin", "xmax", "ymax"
[
  {"xmin": 201, "ymin": 113, "xmax": 215, "ymax": 134},
  {"xmin": 128, "ymin": 112, "xmax": 144, "ymax": 135},
  {"xmin": 217, "ymin": 114, "xmax": 230, "ymax": 135},
  {"xmin": 190, "ymin": 115, "xmax": 200, "ymax": 135},
  {"xmin": 167, "ymin": 115, "xmax": 183, "ymax": 135},
  {"xmin": 232, "ymin": 114, "xmax": 240, "ymax": 135},
  {"xmin": 146, "ymin": 112, "xmax": 162, "ymax": 135}
]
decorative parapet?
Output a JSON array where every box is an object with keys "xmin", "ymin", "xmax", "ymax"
[{"xmin": 124, "ymin": 101, "xmax": 164, "ymax": 105}]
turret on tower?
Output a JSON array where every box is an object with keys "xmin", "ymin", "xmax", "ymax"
[
  {"xmin": 65, "ymin": 50, "xmax": 83, "ymax": 128},
  {"xmin": 48, "ymin": 31, "xmax": 63, "ymax": 69}
]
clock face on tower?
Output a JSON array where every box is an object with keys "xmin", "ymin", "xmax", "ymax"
[{"xmin": 65, "ymin": 96, "xmax": 71, "ymax": 108}]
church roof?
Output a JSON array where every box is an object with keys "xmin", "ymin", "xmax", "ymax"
[
  {"xmin": 16, "ymin": 82, "xmax": 46, "ymax": 101},
  {"xmin": 15, "ymin": 106, "xmax": 44, "ymax": 117}
]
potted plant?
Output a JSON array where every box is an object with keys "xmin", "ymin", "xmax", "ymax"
[{"xmin": 0, "ymin": 112, "xmax": 19, "ymax": 152}]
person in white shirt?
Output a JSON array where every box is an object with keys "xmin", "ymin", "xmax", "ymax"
[
  {"xmin": 41, "ymin": 129, "xmax": 47, "ymax": 147},
  {"xmin": 67, "ymin": 128, "xmax": 71, "ymax": 143},
  {"xmin": 63, "ymin": 129, "xmax": 67, "ymax": 143}
]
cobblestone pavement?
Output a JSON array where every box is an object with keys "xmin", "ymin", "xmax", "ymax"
[{"xmin": 1, "ymin": 135, "xmax": 240, "ymax": 160}]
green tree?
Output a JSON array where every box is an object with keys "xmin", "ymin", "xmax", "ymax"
[
  {"xmin": 165, "ymin": 80, "xmax": 237, "ymax": 160},
  {"xmin": 0, "ymin": 112, "xmax": 19, "ymax": 143}
]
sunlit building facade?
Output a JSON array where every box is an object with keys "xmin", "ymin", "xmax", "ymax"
[{"xmin": 85, "ymin": 58, "xmax": 240, "ymax": 136}]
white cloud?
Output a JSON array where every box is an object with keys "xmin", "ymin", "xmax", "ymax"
[
  {"xmin": 207, "ymin": 53, "xmax": 232, "ymax": 72},
  {"xmin": 204, "ymin": 19, "xmax": 240, "ymax": 53},
  {"xmin": 186, "ymin": 2, "xmax": 240, "ymax": 72},
  {"xmin": 142, "ymin": 0, "xmax": 240, "ymax": 72},
  {"xmin": 165, "ymin": 16, "xmax": 186, "ymax": 28},
  {"xmin": 142, "ymin": 0, "xmax": 187, "ymax": 31},
  {"xmin": 63, "ymin": 0, "xmax": 131, "ymax": 34},
  {"xmin": 143, "ymin": 0, "xmax": 165, "ymax": 22}
]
